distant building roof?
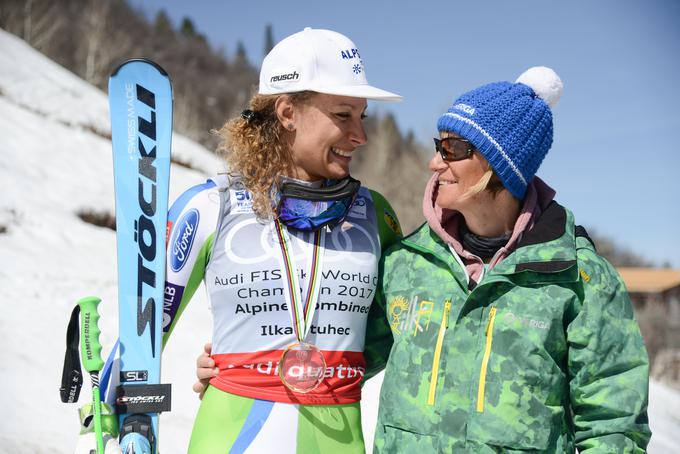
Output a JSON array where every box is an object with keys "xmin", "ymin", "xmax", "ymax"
[{"xmin": 617, "ymin": 267, "xmax": 680, "ymax": 294}]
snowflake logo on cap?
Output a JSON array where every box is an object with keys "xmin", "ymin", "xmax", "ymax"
[{"xmin": 352, "ymin": 64, "xmax": 362, "ymax": 74}]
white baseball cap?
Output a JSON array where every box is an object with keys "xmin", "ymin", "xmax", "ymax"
[{"xmin": 259, "ymin": 27, "xmax": 402, "ymax": 102}]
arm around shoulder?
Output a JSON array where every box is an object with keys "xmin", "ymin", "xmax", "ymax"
[
  {"xmin": 363, "ymin": 189, "xmax": 400, "ymax": 380},
  {"xmin": 363, "ymin": 256, "xmax": 394, "ymax": 381},
  {"xmin": 369, "ymin": 189, "xmax": 402, "ymax": 252}
]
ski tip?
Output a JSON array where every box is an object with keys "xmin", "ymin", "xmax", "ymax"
[{"xmin": 110, "ymin": 59, "xmax": 170, "ymax": 78}]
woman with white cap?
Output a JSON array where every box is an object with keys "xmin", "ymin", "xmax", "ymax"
[
  {"xmin": 370, "ymin": 67, "xmax": 651, "ymax": 452},
  {"xmin": 163, "ymin": 28, "xmax": 402, "ymax": 453}
]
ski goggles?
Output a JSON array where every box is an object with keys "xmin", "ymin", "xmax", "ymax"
[
  {"xmin": 433, "ymin": 136, "xmax": 475, "ymax": 162},
  {"xmin": 276, "ymin": 176, "xmax": 361, "ymax": 231}
]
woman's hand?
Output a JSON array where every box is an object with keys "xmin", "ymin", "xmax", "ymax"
[{"xmin": 193, "ymin": 342, "xmax": 219, "ymax": 400}]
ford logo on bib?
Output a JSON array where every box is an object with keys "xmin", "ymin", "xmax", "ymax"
[{"xmin": 170, "ymin": 208, "xmax": 200, "ymax": 272}]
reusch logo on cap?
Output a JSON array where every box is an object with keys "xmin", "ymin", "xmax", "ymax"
[{"xmin": 270, "ymin": 71, "xmax": 300, "ymax": 83}]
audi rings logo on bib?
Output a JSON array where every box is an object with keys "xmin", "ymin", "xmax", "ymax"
[
  {"xmin": 348, "ymin": 196, "xmax": 367, "ymax": 219},
  {"xmin": 170, "ymin": 208, "xmax": 200, "ymax": 272}
]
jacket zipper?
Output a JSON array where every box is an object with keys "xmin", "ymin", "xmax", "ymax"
[
  {"xmin": 427, "ymin": 300, "xmax": 451, "ymax": 406},
  {"xmin": 476, "ymin": 306, "xmax": 497, "ymax": 413}
]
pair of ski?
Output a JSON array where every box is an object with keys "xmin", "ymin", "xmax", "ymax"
[{"xmin": 60, "ymin": 60, "xmax": 173, "ymax": 453}]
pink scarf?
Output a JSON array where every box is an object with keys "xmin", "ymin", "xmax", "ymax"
[{"xmin": 422, "ymin": 174, "xmax": 556, "ymax": 284}]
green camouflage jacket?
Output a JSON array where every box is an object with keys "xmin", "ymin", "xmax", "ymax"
[{"xmin": 366, "ymin": 202, "xmax": 650, "ymax": 453}]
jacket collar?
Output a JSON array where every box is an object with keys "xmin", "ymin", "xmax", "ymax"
[
  {"xmin": 406, "ymin": 201, "xmax": 580, "ymax": 284},
  {"xmin": 490, "ymin": 201, "xmax": 580, "ymax": 282},
  {"xmin": 401, "ymin": 223, "xmax": 472, "ymax": 289}
]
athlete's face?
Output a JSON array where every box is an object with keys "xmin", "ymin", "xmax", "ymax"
[
  {"xmin": 286, "ymin": 94, "xmax": 367, "ymax": 181},
  {"xmin": 429, "ymin": 131, "xmax": 489, "ymax": 212}
]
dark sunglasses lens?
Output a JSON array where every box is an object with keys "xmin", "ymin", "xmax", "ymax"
[
  {"xmin": 453, "ymin": 138, "xmax": 470, "ymax": 160},
  {"xmin": 438, "ymin": 138, "xmax": 467, "ymax": 160},
  {"xmin": 434, "ymin": 138, "xmax": 446, "ymax": 159}
]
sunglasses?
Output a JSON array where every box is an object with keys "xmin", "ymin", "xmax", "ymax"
[{"xmin": 433, "ymin": 137, "xmax": 475, "ymax": 162}]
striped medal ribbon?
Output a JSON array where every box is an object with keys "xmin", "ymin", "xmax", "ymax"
[{"xmin": 273, "ymin": 219, "xmax": 327, "ymax": 393}]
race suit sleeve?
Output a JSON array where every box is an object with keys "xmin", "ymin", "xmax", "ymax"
[
  {"xmin": 567, "ymin": 239, "xmax": 651, "ymax": 453},
  {"xmin": 161, "ymin": 179, "xmax": 221, "ymax": 348},
  {"xmin": 363, "ymin": 190, "xmax": 402, "ymax": 380},
  {"xmin": 369, "ymin": 190, "xmax": 402, "ymax": 249}
]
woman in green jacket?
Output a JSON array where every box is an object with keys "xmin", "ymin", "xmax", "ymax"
[{"xmin": 368, "ymin": 67, "xmax": 651, "ymax": 453}]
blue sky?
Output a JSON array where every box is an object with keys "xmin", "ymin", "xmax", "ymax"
[{"xmin": 130, "ymin": 0, "xmax": 680, "ymax": 267}]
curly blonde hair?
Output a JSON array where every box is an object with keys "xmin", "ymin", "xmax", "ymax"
[{"xmin": 216, "ymin": 91, "xmax": 315, "ymax": 219}]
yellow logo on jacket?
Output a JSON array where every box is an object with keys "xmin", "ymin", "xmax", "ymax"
[
  {"xmin": 388, "ymin": 296, "xmax": 435, "ymax": 337},
  {"xmin": 388, "ymin": 296, "xmax": 408, "ymax": 335}
]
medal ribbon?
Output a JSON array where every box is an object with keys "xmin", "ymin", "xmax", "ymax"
[{"xmin": 273, "ymin": 219, "xmax": 325, "ymax": 342}]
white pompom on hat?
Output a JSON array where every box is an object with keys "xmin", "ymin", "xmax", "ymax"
[{"xmin": 515, "ymin": 66, "xmax": 563, "ymax": 108}]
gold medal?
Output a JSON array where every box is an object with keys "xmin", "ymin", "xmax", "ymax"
[{"xmin": 273, "ymin": 220, "xmax": 327, "ymax": 393}]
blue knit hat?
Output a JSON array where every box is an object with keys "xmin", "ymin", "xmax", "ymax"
[{"xmin": 437, "ymin": 67, "xmax": 563, "ymax": 199}]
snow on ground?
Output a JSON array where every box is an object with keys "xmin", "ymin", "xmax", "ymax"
[
  {"xmin": 0, "ymin": 29, "xmax": 220, "ymax": 452},
  {"xmin": 648, "ymin": 380, "xmax": 680, "ymax": 452},
  {"xmin": 0, "ymin": 28, "xmax": 677, "ymax": 453}
]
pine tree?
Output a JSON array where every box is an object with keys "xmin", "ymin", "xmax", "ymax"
[{"xmin": 264, "ymin": 24, "xmax": 274, "ymax": 57}]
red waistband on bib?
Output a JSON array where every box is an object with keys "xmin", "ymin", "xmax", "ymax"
[{"xmin": 210, "ymin": 350, "xmax": 365, "ymax": 405}]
